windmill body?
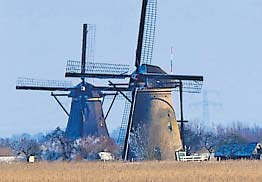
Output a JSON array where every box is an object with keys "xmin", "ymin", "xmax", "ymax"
[
  {"xmin": 128, "ymin": 65, "xmax": 182, "ymax": 160},
  {"xmin": 130, "ymin": 89, "xmax": 182, "ymax": 159},
  {"xmin": 66, "ymin": 82, "xmax": 109, "ymax": 139},
  {"xmin": 16, "ymin": 78, "xmax": 110, "ymax": 140}
]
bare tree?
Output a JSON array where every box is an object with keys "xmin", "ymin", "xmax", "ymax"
[
  {"xmin": 78, "ymin": 136, "xmax": 117, "ymax": 160},
  {"xmin": 44, "ymin": 127, "xmax": 76, "ymax": 161},
  {"xmin": 129, "ymin": 123, "xmax": 149, "ymax": 160},
  {"xmin": 12, "ymin": 138, "xmax": 40, "ymax": 160}
]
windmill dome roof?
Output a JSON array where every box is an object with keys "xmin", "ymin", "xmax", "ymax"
[{"xmin": 139, "ymin": 64, "xmax": 167, "ymax": 74}]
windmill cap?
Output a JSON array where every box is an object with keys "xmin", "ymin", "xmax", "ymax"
[
  {"xmin": 69, "ymin": 82, "xmax": 103, "ymax": 98},
  {"xmin": 138, "ymin": 64, "xmax": 167, "ymax": 74}
]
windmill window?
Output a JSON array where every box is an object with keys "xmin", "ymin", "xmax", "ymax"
[
  {"xmin": 168, "ymin": 121, "xmax": 172, "ymax": 132},
  {"xmin": 81, "ymin": 86, "xmax": 86, "ymax": 91}
]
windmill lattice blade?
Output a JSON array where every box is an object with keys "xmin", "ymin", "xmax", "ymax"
[
  {"xmin": 94, "ymin": 86, "xmax": 130, "ymax": 92},
  {"xmin": 141, "ymin": 0, "xmax": 157, "ymax": 65},
  {"xmin": 103, "ymin": 93, "xmax": 126, "ymax": 100},
  {"xmin": 16, "ymin": 77, "xmax": 73, "ymax": 91},
  {"xmin": 174, "ymin": 80, "xmax": 203, "ymax": 93},
  {"xmin": 86, "ymin": 24, "xmax": 96, "ymax": 63},
  {"xmin": 66, "ymin": 60, "xmax": 129, "ymax": 74},
  {"xmin": 139, "ymin": 74, "xmax": 203, "ymax": 81},
  {"xmin": 117, "ymin": 91, "xmax": 132, "ymax": 151},
  {"xmin": 146, "ymin": 79, "xmax": 203, "ymax": 93},
  {"xmin": 137, "ymin": 74, "xmax": 203, "ymax": 93}
]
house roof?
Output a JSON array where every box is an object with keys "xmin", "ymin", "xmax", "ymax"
[
  {"xmin": 0, "ymin": 147, "xmax": 13, "ymax": 156},
  {"xmin": 214, "ymin": 142, "xmax": 258, "ymax": 158}
]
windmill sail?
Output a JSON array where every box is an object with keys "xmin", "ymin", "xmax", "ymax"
[
  {"xmin": 65, "ymin": 60, "xmax": 130, "ymax": 79},
  {"xmin": 117, "ymin": 92, "xmax": 132, "ymax": 150},
  {"xmin": 86, "ymin": 24, "xmax": 96, "ymax": 63},
  {"xmin": 140, "ymin": 0, "xmax": 157, "ymax": 65},
  {"xmin": 138, "ymin": 73, "xmax": 203, "ymax": 93},
  {"xmin": 16, "ymin": 77, "xmax": 73, "ymax": 91},
  {"xmin": 135, "ymin": 0, "xmax": 157, "ymax": 68},
  {"xmin": 66, "ymin": 60, "xmax": 129, "ymax": 75}
]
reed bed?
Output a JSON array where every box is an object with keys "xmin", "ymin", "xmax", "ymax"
[{"xmin": 0, "ymin": 160, "xmax": 261, "ymax": 182}]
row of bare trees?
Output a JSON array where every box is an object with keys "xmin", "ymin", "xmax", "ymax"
[
  {"xmin": 184, "ymin": 121, "xmax": 262, "ymax": 154},
  {"xmin": 0, "ymin": 127, "xmax": 118, "ymax": 161},
  {"xmin": 0, "ymin": 121, "xmax": 261, "ymax": 161}
]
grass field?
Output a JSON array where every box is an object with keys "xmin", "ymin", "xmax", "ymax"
[{"xmin": 0, "ymin": 161, "xmax": 261, "ymax": 182}]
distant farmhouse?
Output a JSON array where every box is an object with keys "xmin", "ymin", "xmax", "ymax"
[
  {"xmin": 0, "ymin": 146, "xmax": 16, "ymax": 162},
  {"xmin": 215, "ymin": 142, "xmax": 262, "ymax": 160}
]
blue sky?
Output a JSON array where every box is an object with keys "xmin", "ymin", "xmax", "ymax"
[{"xmin": 0, "ymin": 0, "xmax": 262, "ymax": 137}]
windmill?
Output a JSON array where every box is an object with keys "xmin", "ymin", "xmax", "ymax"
[
  {"xmin": 16, "ymin": 24, "xmax": 129, "ymax": 140},
  {"xmin": 118, "ymin": 0, "xmax": 203, "ymax": 161},
  {"xmin": 65, "ymin": 0, "xmax": 203, "ymax": 160}
]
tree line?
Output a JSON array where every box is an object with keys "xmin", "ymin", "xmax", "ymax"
[
  {"xmin": 0, "ymin": 121, "xmax": 261, "ymax": 161},
  {"xmin": 184, "ymin": 121, "xmax": 262, "ymax": 154}
]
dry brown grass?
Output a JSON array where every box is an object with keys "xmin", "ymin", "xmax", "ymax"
[{"xmin": 0, "ymin": 160, "xmax": 261, "ymax": 182}]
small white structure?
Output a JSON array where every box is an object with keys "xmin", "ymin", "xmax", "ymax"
[
  {"xmin": 0, "ymin": 156, "xmax": 16, "ymax": 163},
  {"xmin": 28, "ymin": 155, "xmax": 35, "ymax": 163},
  {"xmin": 176, "ymin": 151, "xmax": 209, "ymax": 162},
  {"xmin": 98, "ymin": 152, "xmax": 114, "ymax": 161}
]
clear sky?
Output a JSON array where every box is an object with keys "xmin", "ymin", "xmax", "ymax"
[{"xmin": 0, "ymin": 0, "xmax": 261, "ymax": 137}]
